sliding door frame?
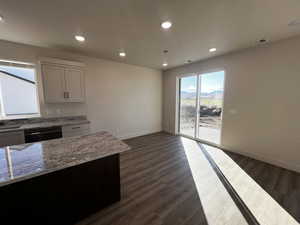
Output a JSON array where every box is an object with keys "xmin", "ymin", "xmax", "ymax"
[
  {"xmin": 176, "ymin": 73, "xmax": 197, "ymax": 138},
  {"xmin": 195, "ymin": 75, "xmax": 200, "ymax": 138},
  {"xmin": 177, "ymin": 77, "xmax": 183, "ymax": 134},
  {"xmin": 176, "ymin": 69, "xmax": 226, "ymax": 147}
]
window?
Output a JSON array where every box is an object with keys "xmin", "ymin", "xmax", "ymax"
[{"xmin": 0, "ymin": 61, "xmax": 40, "ymax": 119}]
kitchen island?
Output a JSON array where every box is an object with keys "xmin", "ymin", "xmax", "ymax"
[{"xmin": 0, "ymin": 131, "xmax": 130, "ymax": 225}]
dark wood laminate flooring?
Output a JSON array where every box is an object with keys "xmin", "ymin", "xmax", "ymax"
[
  {"xmin": 77, "ymin": 132, "xmax": 300, "ymax": 225},
  {"xmin": 77, "ymin": 132, "xmax": 208, "ymax": 225},
  {"xmin": 224, "ymin": 150, "xmax": 300, "ymax": 223}
]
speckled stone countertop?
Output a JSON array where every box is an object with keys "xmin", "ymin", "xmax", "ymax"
[
  {"xmin": 0, "ymin": 116, "xmax": 90, "ymax": 133},
  {"xmin": 19, "ymin": 119, "xmax": 90, "ymax": 130},
  {"xmin": 0, "ymin": 131, "xmax": 130, "ymax": 187}
]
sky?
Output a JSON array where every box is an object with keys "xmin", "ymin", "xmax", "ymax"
[
  {"xmin": 181, "ymin": 71, "xmax": 224, "ymax": 93},
  {"xmin": 0, "ymin": 65, "xmax": 35, "ymax": 82}
]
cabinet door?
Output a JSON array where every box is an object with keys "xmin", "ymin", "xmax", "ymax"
[
  {"xmin": 0, "ymin": 131, "xmax": 25, "ymax": 147},
  {"xmin": 42, "ymin": 64, "xmax": 66, "ymax": 103},
  {"xmin": 65, "ymin": 68, "xmax": 85, "ymax": 102}
]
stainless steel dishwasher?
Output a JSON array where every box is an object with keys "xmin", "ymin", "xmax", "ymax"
[{"xmin": 24, "ymin": 126, "xmax": 62, "ymax": 143}]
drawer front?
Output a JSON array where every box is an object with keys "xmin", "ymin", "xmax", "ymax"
[
  {"xmin": 0, "ymin": 131, "xmax": 25, "ymax": 147},
  {"xmin": 62, "ymin": 123, "xmax": 89, "ymax": 133},
  {"xmin": 62, "ymin": 129, "xmax": 90, "ymax": 138},
  {"xmin": 62, "ymin": 123, "xmax": 90, "ymax": 138}
]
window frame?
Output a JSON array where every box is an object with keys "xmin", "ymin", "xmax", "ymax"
[
  {"xmin": 176, "ymin": 69, "xmax": 226, "ymax": 147},
  {"xmin": 0, "ymin": 59, "xmax": 41, "ymax": 120}
]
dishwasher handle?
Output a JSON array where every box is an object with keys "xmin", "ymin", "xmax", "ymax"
[{"xmin": 26, "ymin": 130, "xmax": 60, "ymax": 136}]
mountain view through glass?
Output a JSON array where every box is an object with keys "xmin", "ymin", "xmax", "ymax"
[{"xmin": 179, "ymin": 71, "xmax": 224, "ymax": 144}]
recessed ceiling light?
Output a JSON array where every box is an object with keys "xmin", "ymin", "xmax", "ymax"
[
  {"xmin": 162, "ymin": 63, "xmax": 168, "ymax": 67},
  {"xmin": 209, "ymin": 48, "xmax": 217, "ymax": 52},
  {"xmin": 119, "ymin": 52, "xmax": 126, "ymax": 57},
  {"xmin": 258, "ymin": 39, "xmax": 268, "ymax": 44},
  {"xmin": 161, "ymin": 21, "xmax": 172, "ymax": 29},
  {"xmin": 0, "ymin": 15, "xmax": 4, "ymax": 22},
  {"xmin": 75, "ymin": 35, "xmax": 85, "ymax": 42}
]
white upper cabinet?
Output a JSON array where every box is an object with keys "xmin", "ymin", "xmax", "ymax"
[
  {"xmin": 64, "ymin": 68, "xmax": 85, "ymax": 102},
  {"xmin": 42, "ymin": 65, "xmax": 66, "ymax": 103},
  {"xmin": 40, "ymin": 58, "xmax": 85, "ymax": 103}
]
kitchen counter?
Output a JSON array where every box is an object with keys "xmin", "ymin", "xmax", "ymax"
[
  {"xmin": 0, "ymin": 117, "xmax": 90, "ymax": 133},
  {"xmin": 1, "ymin": 131, "xmax": 130, "ymax": 224},
  {"xmin": 0, "ymin": 131, "xmax": 130, "ymax": 187}
]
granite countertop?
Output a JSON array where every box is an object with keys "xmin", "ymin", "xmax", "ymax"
[
  {"xmin": 0, "ymin": 119, "xmax": 90, "ymax": 133},
  {"xmin": 0, "ymin": 131, "xmax": 130, "ymax": 187},
  {"xmin": 20, "ymin": 119, "xmax": 90, "ymax": 129}
]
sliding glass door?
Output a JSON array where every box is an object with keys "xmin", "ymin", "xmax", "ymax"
[
  {"xmin": 178, "ymin": 75, "xmax": 198, "ymax": 137},
  {"xmin": 178, "ymin": 71, "xmax": 225, "ymax": 145},
  {"xmin": 197, "ymin": 71, "xmax": 224, "ymax": 144}
]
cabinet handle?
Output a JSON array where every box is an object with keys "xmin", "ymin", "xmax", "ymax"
[
  {"xmin": 72, "ymin": 127, "xmax": 81, "ymax": 130},
  {"xmin": 64, "ymin": 92, "xmax": 70, "ymax": 99},
  {"xmin": 29, "ymin": 132, "xmax": 41, "ymax": 135}
]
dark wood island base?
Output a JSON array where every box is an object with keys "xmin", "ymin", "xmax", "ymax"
[{"xmin": 1, "ymin": 154, "xmax": 120, "ymax": 225}]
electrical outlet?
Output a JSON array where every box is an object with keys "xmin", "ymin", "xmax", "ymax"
[{"xmin": 46, "ymin": 109, "xmax": 53, "ymax": 115}]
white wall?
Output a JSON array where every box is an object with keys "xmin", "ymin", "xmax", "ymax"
[
  {"xmin": 163, "ymin": 36, "xmax": 300, "ymax": 173},
  {"xmin": 85, "ymin": 57, "xmax": 162, "ymax": 139},
  {"xmin": 0, "ymin": 40, "xmax": 162, "ymax": 139}
]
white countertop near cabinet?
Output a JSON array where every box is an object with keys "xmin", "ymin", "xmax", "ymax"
[
  {"xmin": 0, "ymin": 116, "xmax": 90, "ymax": 147},
  {"xmin": 0, "ymin": 119, "xmax": 90, "ymax": 133}
]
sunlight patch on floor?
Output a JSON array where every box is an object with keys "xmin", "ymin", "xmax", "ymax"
[
  {"xmin": 203, "ymin": 144, "xmax": 299, "ymax": 225},
  {"xmin": 180, "ymin": 137, "xmax": 248, "ymax": 225}
]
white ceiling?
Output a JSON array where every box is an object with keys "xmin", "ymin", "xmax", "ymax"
[{"xmin": 0, "ymin": 0, "xmax": 300, "ymax": 69}]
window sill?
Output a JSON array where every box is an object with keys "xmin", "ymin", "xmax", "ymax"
[{"xmin": 0, "ymin": 114, "xmax": 41, "ymax": 120}]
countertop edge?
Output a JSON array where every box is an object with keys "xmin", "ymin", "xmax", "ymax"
[
  {"xmin": 0, "ymin": 145, "xmax": 129, "ymax": 188},
  {"xmin": 0, "ymin": 120, "xmax": 90, "ymax": 133}
]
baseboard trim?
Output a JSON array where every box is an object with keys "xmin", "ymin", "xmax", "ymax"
[
  {"xmin": 218, "ymin": 146, "xmax": 300, "ymax": 174},
  {"xmin": 117, "ymin": 129, "xmax": 163, "ymax": 140},
  {"xmin": 177, "ymin": 133, "xmax": 300, "ymax": 174}
]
